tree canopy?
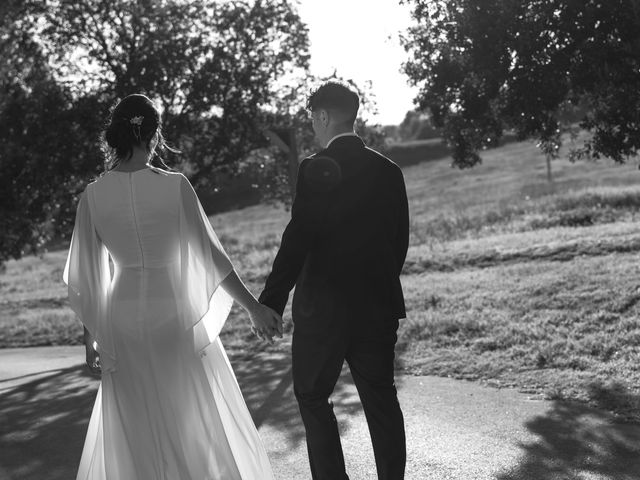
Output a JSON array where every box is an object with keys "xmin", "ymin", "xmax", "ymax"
[
  {"xmin": 0, "ymin": 0, "xmax": 309, "ymax": 264},
  {"xmin": 32, "ymin": 0, "xmax": 310, "ymax": 181},
  {"xmin": 401, "ymin": 0, "xmax": 640, "ymax": 168}
]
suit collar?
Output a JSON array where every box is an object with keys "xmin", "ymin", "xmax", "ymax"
[
  {"xmin": 326, "ymin": 132, "xmax": 358, "ymax": 148},
  {"xmin": 325, "ymin": 134, "xmax": 365, "ymax": 150}
]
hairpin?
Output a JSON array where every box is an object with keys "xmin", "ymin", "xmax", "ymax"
[{"xmin": 130, "ymin": 115, "xmax": 143, "ymax": 141}]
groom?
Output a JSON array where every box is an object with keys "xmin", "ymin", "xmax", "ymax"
[{"xmin": 259, "ymin": 81, "xmax": 408, "ymax": 480}]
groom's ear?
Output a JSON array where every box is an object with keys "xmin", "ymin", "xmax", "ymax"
[
  {"xmin": 303, "ymin": 155, "xmax": 341, "ymax": 193},
  {"xmin": 318, "ymin": 109, "xmax": 329, "ymax": 127}
]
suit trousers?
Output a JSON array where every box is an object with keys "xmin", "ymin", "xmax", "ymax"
[{"xmin": 292, "ymin": 316, "xmax": 406, "ymax": 480}]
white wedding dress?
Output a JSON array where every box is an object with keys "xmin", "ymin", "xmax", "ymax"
[{"xmin": 63, "ymin": 167, "xmax": 274, "ymax": 480}]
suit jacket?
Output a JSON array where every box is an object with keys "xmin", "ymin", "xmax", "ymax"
[{"xmin": 259, "ymin": 135, "xmax": 409, "ymax": 326}]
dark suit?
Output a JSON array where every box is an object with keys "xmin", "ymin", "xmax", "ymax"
[{"xmin": 259, "ymin": 135, "xmax": 409, "ymax": 480}]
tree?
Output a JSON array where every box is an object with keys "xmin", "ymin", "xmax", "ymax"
[
  {"xmin": 401, "ymin": 0, "xmax": 640, "ymax": 176},
  {"xmin": 0, "ymin": 18, "xmax": 104, "ymax": 265},
  {"xmin": 0, "ymin": 0, "xmax": 309, "ymax": 265},
  {"xmin": 29, "ymin": 0, "xmax": 310, "ymax": 185}
]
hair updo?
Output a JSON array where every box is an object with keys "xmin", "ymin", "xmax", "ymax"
[
  {"xmin": 102, "ymin": 93, "xmax": 177, "ymax": 171},
  {"xmin": 306, "ymin": 81, "xmax": 360, "ymax": 126}
]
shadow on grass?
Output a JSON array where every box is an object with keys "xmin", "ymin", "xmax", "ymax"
[
  {"xmin": 405, "ymin": 235, "xmax": 640, "ymax": 274},
  {"xmin": 497, "ymin": 399, "xmax": 640, "ymax": 480},
  {"xmin": 0, "ymin": 349, "xmax": 361, "ymax": 480}
]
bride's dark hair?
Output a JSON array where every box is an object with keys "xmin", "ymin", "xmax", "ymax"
[{"xmin": 102, "ymin": 94, "xmax": 178, "ymax": 172}]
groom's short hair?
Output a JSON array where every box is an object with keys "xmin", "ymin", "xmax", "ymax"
[{"xmin": 307, "ymin": 81, "xmax": 359, "ymax": 126}]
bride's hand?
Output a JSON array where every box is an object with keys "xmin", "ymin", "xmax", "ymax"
[
  {"xmin": 248, "ymin": 304, "xmax": 283, "ymax": 343},
  {"xmin": 83, "ymin": 327, "xmax": 102, "ymax": 375},
  {"xmin": 85, "ymin": 342, "xmax": 102, "ymax": 375}
]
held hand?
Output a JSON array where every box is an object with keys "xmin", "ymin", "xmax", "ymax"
[
  {"xmin": 83, "ymin": 327, "xmax": 101, "ymax": 375},
  {"xmin": 85, "ymin": 342, "xmax": 102, "ymax": 376},
  {"xmin": 248, "ymin": 304, "xmax": 283, "ymax": 343}
]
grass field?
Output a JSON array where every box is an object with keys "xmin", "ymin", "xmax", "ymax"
[{"xmin": 2, "ymin": 137, "xmax": 640, "ymax": 421}]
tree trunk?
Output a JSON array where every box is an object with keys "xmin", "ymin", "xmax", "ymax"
[
  {"xmin": 264, "ymin": 128, "xmax": 300, "ymax": 202},
  {"xmin": 546, "ymin": 155, "xmax": 553, "ymax": 182}
]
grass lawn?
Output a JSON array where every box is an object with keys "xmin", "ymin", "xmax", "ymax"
[{"xmin": 2, "ymin": 136, "xmax": 640, "ymax": 420}]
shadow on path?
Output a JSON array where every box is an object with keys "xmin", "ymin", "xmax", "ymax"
[
  {"xmin": 0, "ymin": 368, "xmax": 78, "ymax": 388},
  {"xmin": 230, "ymin": 350, "xmax": 366, "ymax": 449},
  {"xmin": 0, "ymin": 365, "xmax": 96, "ymax": 480},
  {"xmin": 497, "ymin": 399, "xmax": 640, "ymax": 480},
  {"xmin": 0, "ymin": 349, "xmax": 361, "ymax": 480}
]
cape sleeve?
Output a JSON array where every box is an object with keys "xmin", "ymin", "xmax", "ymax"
[
  {"xmin": 63, "ymin": 187, "xmax": 116, "ymax": 371},
  {"xmin": 178, "ymin": 174, "xmax": 234, "ymax": 353}
]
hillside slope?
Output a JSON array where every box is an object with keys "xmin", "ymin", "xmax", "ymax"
[{"xmin": 3, "ymin": 138, "xmax": 640, "ymax": 419}]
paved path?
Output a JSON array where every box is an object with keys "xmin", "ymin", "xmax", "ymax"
[{"xmin": 1, "ymin": 346, "xmax": 639, "ymax": 480}]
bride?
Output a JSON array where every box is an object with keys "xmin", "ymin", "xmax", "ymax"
[{"xmin": 64, "ymin": 93, "xmax": 282, "ymax": 479}]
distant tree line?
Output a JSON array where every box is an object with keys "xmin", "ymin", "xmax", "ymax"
[{"xmin": 384, "ymin": 110, "xmax": 441, "ymax": 143}]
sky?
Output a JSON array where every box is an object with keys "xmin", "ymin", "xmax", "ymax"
[{"xmin": 295, "ymin": 0, "xmax": 419, "ymax": 126}]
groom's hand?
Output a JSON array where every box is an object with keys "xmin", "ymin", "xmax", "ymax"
[
  {"xmin": 249, "ymin": 304, "xmax": 283, "ymax": 343},
  {"xmin": 271, "ymin": 307, "xmax": 284, "ymax": 337}
]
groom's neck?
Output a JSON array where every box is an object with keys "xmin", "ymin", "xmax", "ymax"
[{"xmin": 324, "ymin": 125, "xmax": 355, "ymax": 147}]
